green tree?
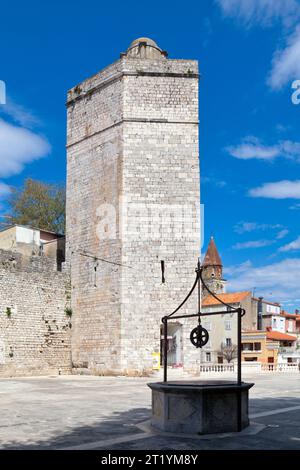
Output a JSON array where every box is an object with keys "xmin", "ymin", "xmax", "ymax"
[{"xmin": 8, "ymin": 178, "xmax": 66, "ymax": 234}]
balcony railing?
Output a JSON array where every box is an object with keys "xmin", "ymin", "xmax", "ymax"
[
  {"xmin": 261, "ymin": 363, "xmax": 299, "ymax": 372},
  {"xmin": 242, "ymin": 349, "xmax": 261, "ymax": 353},
  {"xmin": 199, "ymin": 364, "xmax": 234, "ymax": 373},
  {"xmin": 278, "ymin": 347, "xmax": 296, "ymax": 353},
  {"xmin": 198, "ymin": 362, "xmax": 300, "ymax": 373}
]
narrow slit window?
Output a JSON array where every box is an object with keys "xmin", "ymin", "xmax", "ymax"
[{"xmin": 161, "ymin": 260, "xmax": 165, "ymax": 283}]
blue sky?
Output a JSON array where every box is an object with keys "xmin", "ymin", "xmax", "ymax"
[{"xmin": 0, "ymin": 0, "xmax": 300, "ymax": 309}]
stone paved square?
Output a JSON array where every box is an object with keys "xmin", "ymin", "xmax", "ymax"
[{"xmin": 0, "ymin": 371, "xmax": 300, "ymax": 450}]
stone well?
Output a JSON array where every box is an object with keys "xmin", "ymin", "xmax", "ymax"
[{"xmin": 148, "ymin": 380, "xmax": 254, "ymax": 435}]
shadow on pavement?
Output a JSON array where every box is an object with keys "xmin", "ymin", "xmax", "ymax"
[{"xmin": 1, "ymin": 397, "xmax": 300, "ymax": 450}]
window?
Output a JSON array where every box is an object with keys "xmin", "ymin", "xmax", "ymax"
[
  {"xmin": 254, "ymin": 342, "xmax": 261, "ymax": 351},
  {"xmin": 267, "ymin": 305, "xmax": 280, "ymax": 314},
  {"xmin": 206, "ymin": 352, "xmax": 211, "ymax": 362},
  {"xmin": 242, "ymin": 342, "xmax": 253, "ymax": 351},
  {"xmin": 225, "ymin": 320, "xmax": 231, "ymax": 331},
  {"xmin": 225, "ymin": 338, "xmax": 232, "ymax": 347}
]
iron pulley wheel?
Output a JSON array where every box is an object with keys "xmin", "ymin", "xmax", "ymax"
[{"xmin": 190, "ymin": 325, "xmax": 209, "ymax": 348}]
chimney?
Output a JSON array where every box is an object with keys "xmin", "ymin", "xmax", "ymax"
[
  {"xmin": 295, "ymin": 309, "xmax": 299, "ymax": 315},
  {"xmin": 257, "ymin": 297, "xmax": 263, "ymax": 330}
]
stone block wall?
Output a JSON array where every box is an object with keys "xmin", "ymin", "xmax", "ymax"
[
  {"xmin": 66, "ymin": 68, "xmax": 124, "ymax": 373},
  {"xmin": 66, "ymin": 48, "xmax": 201, "ymax": 375},
  {"xmin": 0, "ymin": 249, "xmax": 72, "ymax": 377},
  {"xmin": 120, "ymin": 62, "xmax": 200, "ymax": 372}
]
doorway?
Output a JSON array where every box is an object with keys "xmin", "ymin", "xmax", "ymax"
[{"xmin": 160, "ymin": 323, "xmax": 183, "ymax": 367}]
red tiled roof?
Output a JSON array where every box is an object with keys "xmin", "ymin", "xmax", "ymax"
[
  {"xmin": 252, "ymin": 297, "xmax": 281, "ymax": 307},
  {"xmin": 242, "ymin": 330, "xmax": 297, "ymax": 341},
  {"xmin": 266, "ymin": 331, "xmax": 297, "ymax": 341},
  {"xmin": 280, "ymin": 311, "xmax": 300, "ymax": 319},
  {"xmin": 202, "ymin": 291, "xmax": 251, "ymax": 306},
  {"xmin": 203, "ymin": 237, "xmax": 222, "ymax": 266},
  {"xmin": 243, "ymin": 330, "xmax": 265, "ymax": 334}
]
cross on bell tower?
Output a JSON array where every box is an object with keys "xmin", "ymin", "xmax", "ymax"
[{"xmin": 202, "ymin": 237, "xmax": 226, "ymax": 297}]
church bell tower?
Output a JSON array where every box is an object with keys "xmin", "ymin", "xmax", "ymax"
[{"xmin": 202, "ymin": 237, "xmax": 226, "ymax": 297}]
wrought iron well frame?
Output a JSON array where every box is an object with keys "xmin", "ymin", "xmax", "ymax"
[{"xmin": 161, "ymin": 258, "xmax": 246, "ymax": 431}]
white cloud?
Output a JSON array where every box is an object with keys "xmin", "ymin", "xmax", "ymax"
[
  {"xmin": 268, "ymin": 26, "xmax": 300, "ymax": 89},
  {"xmin": 234, "ymin": 221, "xmax": 282, "ymax": 233},
  {"xmin": 279, "ymin": 236, "xmax": 300, "ymax": 252},
  {"xmin": 233, "ymin": 239, "xmax": 274, "ymax": 249},
  {"xmin": 225, "ymin": 260, "xmax": 253, "ymax": 276},
  {"xmin": 227, "ymin": 140, "xmax": 278, "ymax": 160},
  {"xmin": 280, "ymin": 140, "xmax": 300, "ymax": 158},
  {"xmin": 216, "ymin": 0, "xmax": 300, "ymax": 28},
  {"xmin": 225, "ymin": 257, "xmax": 300, "ymax": 304},
  {"xmin": 0, "ymin": 182, "xmax": 11, "ymax": 198},
  {"xmin": 217, "ymin": 1, "xmax": 300, "ymax": 90},
  {"xmin": 0, "ymin": 98, "xmax": 40, "ymax": 128},
  {"xmin": 226, "ymin": 136, "xmax": 300, "ymax": 161},
  {"xmin": 0, "ymin": 118, "xmax": 50, "ymax": 178},
  {"xmin": 202, "ymin": 17, "xmax": 213, "ymax": 47},
  {"xmin": 276, "ymin": 123, "xmax": 290, "ymax": 133},
  {"xmin": 249, "ymin": 180, "xmax": 300, "ymax": 199},
  {"xmin": 201, "ymin": 175, "xmax": 227, "ymax": 187},
  {"xmin": 276, "ymin": 229, "xmax": 289, "ymax": 239},
  {"xmin": 234, "ymin": 222, "xmax": 259, "ymax": 233}
]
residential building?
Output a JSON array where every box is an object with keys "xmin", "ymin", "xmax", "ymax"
[
  {"xmin": 241, "ymin": 330, "xmax": 299, "ymax": 365},
  {"xmin": 279, "ymin": 310, "xmax": 300, "ymax": 361},
  {"xmin": 200, "ymin": 237, "xmax": 300, "ymax": 365},
  {"xmin": 253, "ymin": 297, "xmax": 282, "ymax": 332},
  {"xmin": 0, "ymin": 225, "xmax": 65, "ymax": 269},
  {"xmin": 201, "ymin": 291, "xmax": 256, "ymax": 363}
]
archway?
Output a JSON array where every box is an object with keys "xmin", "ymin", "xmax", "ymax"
[{"xmin": 160, "ymin": 322, "xmax": 183, "ymax": 367}]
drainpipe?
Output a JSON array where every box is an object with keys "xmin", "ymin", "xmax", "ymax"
[{"xmin": 257, "ymin": 297, "xmax": 263, "ymax": 330}]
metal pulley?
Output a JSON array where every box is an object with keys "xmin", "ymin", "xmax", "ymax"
[{"xmin": 190, "ymin": 324, "xmax": 209, "ymax": 348}]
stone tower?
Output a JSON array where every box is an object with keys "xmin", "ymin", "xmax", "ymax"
[
  {"xmin": 202, "ymin": 237, "xmax": 226, "ymax": 297},
  {"xmin": 66, "ymin": 37, "xmax": 201, "ymax": 375}
]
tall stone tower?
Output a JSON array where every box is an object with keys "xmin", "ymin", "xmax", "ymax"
[
  {"xmin": 202, "ymin": 237, "xmax": 226, "ymax": 297},
  {"xmin": 66, "ymin": 37, "xmax": 201, "ymax": 374}
]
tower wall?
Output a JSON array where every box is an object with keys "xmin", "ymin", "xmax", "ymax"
[
  {"xmin": 66, "ymin": 61, "xmax": 124, "ymax": 372},
  {"xmin": 66, "ymin": 47, "xmax": 201, "ymax": 374}
]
